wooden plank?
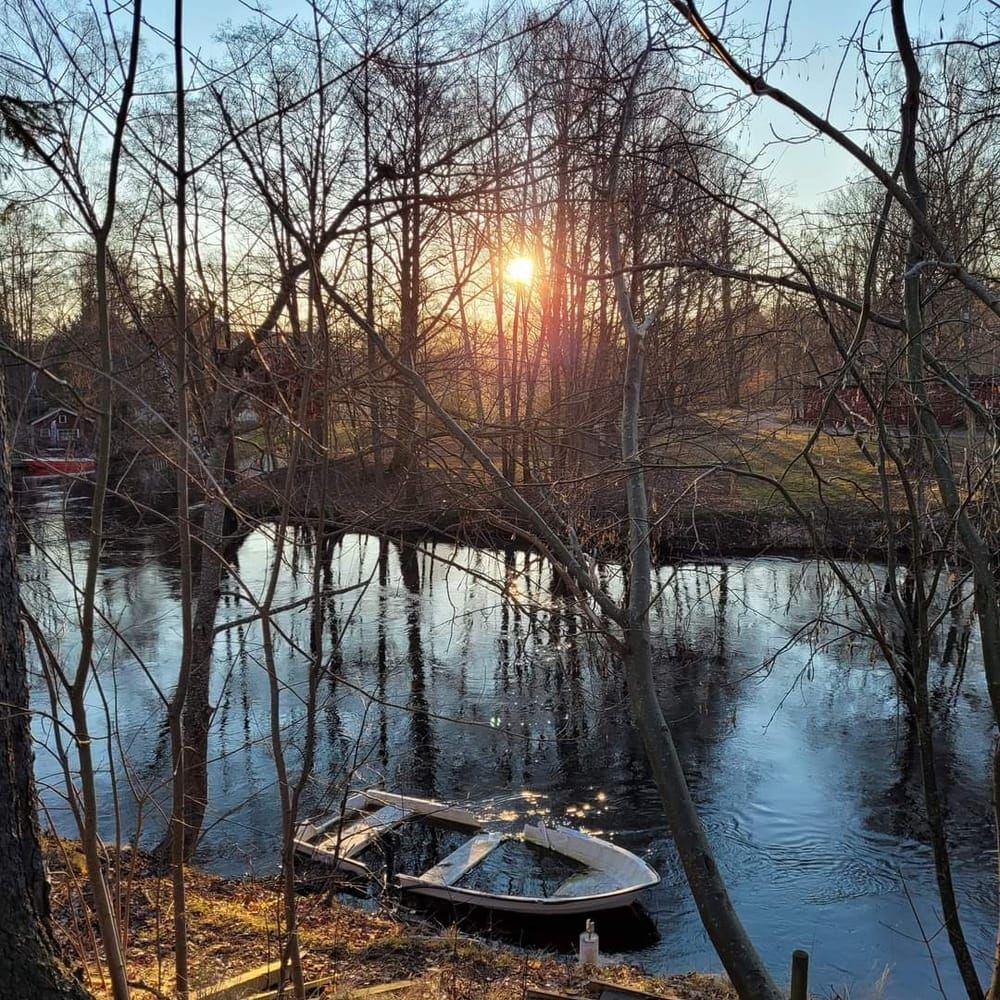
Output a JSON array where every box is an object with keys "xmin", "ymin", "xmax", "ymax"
[
  {"xmin": 195, "ymin": 959, "xmax": 283, "ymax": 1000},
  {"xmin": 588, "ymin": 980, "xmax": 663, "ymax": 999},
  {"xmin": 333, "ymin": 980, "xmax": 417, "ymax": 998},
  {"xmin": 248, "ymin": 975, "xmax": 415, "ymax": 1000},
  {"xmin": 295, "ymin": 791, "xmax": 480, "ymax": 867},
  {"xmin": 316, "ymin": 804, "xmax": 404, "ymax": 858},
  {"xmin": 294, "ymin": 793, "xmax": 368, "ymax": 844},
  {"xmin": 414, "ymin": 832, "xmax": 504, "ymax": 886},
  {"xmin": 364, "ymin": 789, "xmax": 481, "ymax": 828}
]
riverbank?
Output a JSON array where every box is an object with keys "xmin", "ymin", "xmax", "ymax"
[
  {"xmin": 231, "ymin": 457, "xmax": 897, "ymax": 563},
  {"xmin": 45, "ymin": 838, "xmax": 732, "ymax": 999},
  {"xmin": 99, "ymin": 409, "xmax": 963, "ymax": 563}
]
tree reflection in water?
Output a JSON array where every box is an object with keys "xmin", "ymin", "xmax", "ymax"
[{"xmin": 14, "ymin": 489, "xmax": 996, "ymax": 998}]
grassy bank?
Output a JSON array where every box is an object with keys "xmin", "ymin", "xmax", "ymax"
[
  {"xmin": 45, "ymin": 838, "xmax": 732, "ymax": 999},
  {"xmin": 226, "ymin": 407, "xmax": 984, "ymax": 563}
]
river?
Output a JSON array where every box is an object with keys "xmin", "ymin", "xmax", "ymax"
[{"xmin": 17, "ymin": 478, "xmax": 996, "ymax": 998}]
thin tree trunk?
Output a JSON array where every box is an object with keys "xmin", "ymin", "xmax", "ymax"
[
  {"xmin": 361, "ymin": 46, "xmax": 382, "ymax": 486},
  {"xmin": 607, "ymin": 49, "xmax": 783, "ymax": 1000},
  {"xmin": 1, "ymin": 326, "xmax": 90, "ymax": 1000},
  {"xmin": 911, "ymin": 669, "xmax": 983, "ymax": 998},
  {"xmin": 177, "ymin": 439, "xmax": 231, "ymax": 858},
  {"xmin": 167, "ymin": 1, "xmax": 191, "ymax": 992},
  {"xmin": 893, "ymin": 6, "xmax": 992, "ymax": 993},
  {"xmin": 392, "ymin": 202, "xmax": 418, "ymax": 474},
  {"xmin": 260, "ymin": 380, "xmax": 311, "ymax": 1000},
  {"xmin": 69, "ymin": 236, "xmax": 131, "ymax": 1000}
]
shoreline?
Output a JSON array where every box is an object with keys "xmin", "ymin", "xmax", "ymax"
[
  {"xmin": 16, "ymin": 452, "xmax": 920, "ymax": 565},
  {"xmin": 46, "ymin": 838, "xmax": 733, "ymax": 999},
  {"xmin": 72, "ymin": 452, "xmax": 904, "ymax": 563},
  {"xmin": 232, "ymin": 461, "xmax": 899, "ymax": 564}
]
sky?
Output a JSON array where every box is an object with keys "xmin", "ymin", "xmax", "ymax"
[{"xmin": 140, "ymin": 0, "xmax": 968, "ymax": 209}]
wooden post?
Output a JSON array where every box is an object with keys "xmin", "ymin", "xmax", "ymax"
[{"xmin": 790, "ymin": 949, "xmax": 809, "ymax": 1000}]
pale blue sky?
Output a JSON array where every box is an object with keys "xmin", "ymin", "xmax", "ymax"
[{"xmin": 142, "ymin": 0, "xmax": 970, "ymax": 208}]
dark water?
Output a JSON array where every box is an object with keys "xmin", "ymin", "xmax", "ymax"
[{"xmin": 17, "ymin": 479, "xmax": 997, "ymax": 998}]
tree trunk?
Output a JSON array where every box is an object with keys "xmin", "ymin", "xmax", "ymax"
[
  {"xmin": 911, "ymin": 671, "xmax": 983, "ymax": 998},
  {"xmin": 616, "ymin": 293, "xmax": 783, "ymax": 1000},
  {"xmin": 0, "ymin": 351, "xmax": 91, "ymax": 1000},
  {"xmin": 158, "ymin": 387, "xmax": 234, "ymax": 863},
  {"xmin": 178, "ymin": 474, "xmax": 229, "ymax": 859},
  {"xmin": 70, "ymin": 238, "xmax": 131, "ymax": 1000},
  {"xmin": 391, "ymin": 202, "xmax": 419, "ymax": 474},
  {"xmin": 893, "ymin": 6, "xmax": 993, "ymax": 992},
  {"xmin": 608, "ymin": 51, "xmax": 782, "ymax": 1000},
  {"xmin": 168, "ymin": 3, "xmax": 191, "ymax": 991}
]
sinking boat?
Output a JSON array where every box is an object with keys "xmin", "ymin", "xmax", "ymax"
[
  {"xmin": 22, "ymin": 456, "xmax": 96, "ymax": 477},
  {"xmin": 293, "ymin": 788, "xmax": 660, "ymax": 915}
]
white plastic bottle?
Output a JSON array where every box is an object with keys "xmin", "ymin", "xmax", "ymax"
[{"xmin": 579, "ymin": 919, "xmax": 599, "ymax": 965}]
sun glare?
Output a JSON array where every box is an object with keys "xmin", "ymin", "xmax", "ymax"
[{"xmin": 505, "ymin": 255, "xmax": 534, "ymax": 286}]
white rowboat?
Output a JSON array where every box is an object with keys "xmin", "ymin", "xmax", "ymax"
[{"xmin": 293, "ymin": 789, "xmax": 660, "ymax": 915}]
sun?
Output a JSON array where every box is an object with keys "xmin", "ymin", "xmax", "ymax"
[{"xmin": 505, "ymin": 255, "xmax": 534, "ymax": 286}]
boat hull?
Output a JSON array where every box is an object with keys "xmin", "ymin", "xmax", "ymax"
[
  {"xmin": 399, "ymin": 881, "xmax": 650, "ymax": 914},
  {"xmin": 24, "ymin": 457, "xmax": 96, "ymax": 476}
]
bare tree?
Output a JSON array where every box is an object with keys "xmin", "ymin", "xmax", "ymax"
[
  {"xmin": 0, "ymin": 212, "xmax": 89, "ymax": 999},
  {"xmin": 2, "ymin": 4, "xmax": 144, "ymax": 996}
]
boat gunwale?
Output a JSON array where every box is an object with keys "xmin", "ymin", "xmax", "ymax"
[
  {"xmin": 521, "ymin": 822, "xmax": 660, "ymax": 886},
  {"xmin": 396, "ymin": 876, "xmax": 660, "ymax": 908}
]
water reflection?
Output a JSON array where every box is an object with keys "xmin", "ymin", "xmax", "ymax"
[{"xmin": 15, "ymin": 482, "xmax": 996, "ymax": 999}]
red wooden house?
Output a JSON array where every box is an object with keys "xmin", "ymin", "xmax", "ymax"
[{"xmin": 795, "ymin": 375, "xmax": 993, "ymax": 429}]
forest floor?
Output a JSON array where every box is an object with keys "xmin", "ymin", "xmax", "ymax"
[{"xmin": 46, "ymin": 838, "xmax": 733, "ymax": 1000}]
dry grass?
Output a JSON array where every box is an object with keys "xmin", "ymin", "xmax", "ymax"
[
  {"xmin": 45, "ymin": 838, "xmax": 733, "ymax": 1000},
  {"xmin": 653, "ymin": 413, "xmax": 903, "ymax": 513}
]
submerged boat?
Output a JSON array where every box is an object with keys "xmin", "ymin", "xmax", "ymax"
[
  {"xmin": 23, "ymin": 455, "xmax": 96, "ymax": 477},
  {"xmin": 293, "ymin": 788, "xmax": 660, "ymax": 915}
]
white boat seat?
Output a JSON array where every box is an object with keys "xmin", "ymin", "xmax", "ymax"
[
  {"xmin": 410, "ymin": 832, "xmax": 506, "ymax": 886},
  {"xmin": 317, "ymin": 804, "xmax": 405, "ymax": 858},
  {"xmin": 552, "ymin": 869, "xmax": 622, "ymax": 898}
]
